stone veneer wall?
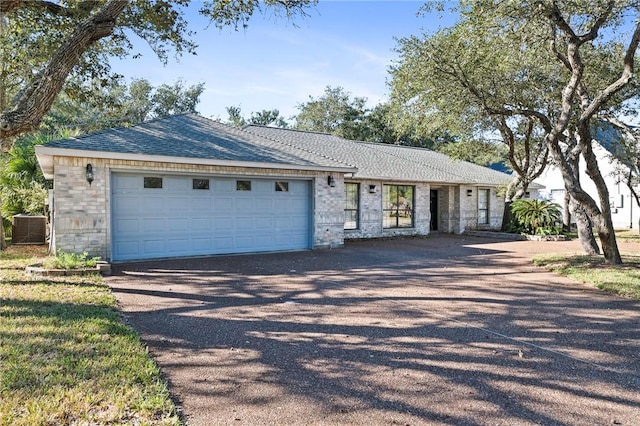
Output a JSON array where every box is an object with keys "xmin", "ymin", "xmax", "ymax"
[
  {"xmin": 50, "ymin": 156, "xmax": 506, "ymax": 259},
  {"xmin": 345, "ymin": 181, "xmax": 431, "ymax": 239},
  {"xmin": 458, "ymin": 185, "xmax": 505, "ymax": 231},
  {"xmin": 50, "ymin": 156, "xmax": 345, "ymax": 260}
]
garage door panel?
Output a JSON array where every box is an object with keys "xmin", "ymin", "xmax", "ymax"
[
  {"xmin": 167, "ymin": 238, "xmax": 189, "ymax": 252},
  {"xmin": 236, "ymin": 217, "xmax": 254, "ymax": 229},
  {"xmin": 254, "ymin": 198, "xmax": 273, "ymax": 210},
  {"xmin": 114, "ymin": 175, "xmax": 139, "ymax": 189},
  {"xmin": 168, "ymin": 197, "xmax": 191, "ymax": 212},
  {"xmin": 113, "ymin": 196, "xmax": 139, "ymax": 213},
  {"xmin": 165, "ymin": 177, "xmax": 189, "ymax": 190},
  {"xmin": 115, "ymin": 241, "xmax": 139, "ymax": 256},
  {"xmin": 192, "ymin": 238, "xmax": 211, "ymax": 251},
  {"xmin": 142, "ymin": 218, "xmax": 165, "ymax": 232},
  {"xmin": 142, "ymin": 196, "xmax": 165, "ymax": 212},
  {"xmin": 191, "ymin": 218, "xmax": 211, "ymax": 231},
  {"xmin": 214, "ymin": 216, "xmax": 234, "ymax": 231},
  {"xmin": 168, "ymin": 218, "xmax": 190, "ymax": 232},
  {"xmin": 112, "ymin": 173, "xmax": 311, "ymax": 261},
  {"xmin": 143, "ymin": 239, "xmax": 165, "ymax": 254},
  {"xmin": 215, "ymin": 197, "xmax": 234, "ymax": 211},
  {"xmin": 191, "ymin": 197, "xmax": 212, "ymax": 210},
  {"xmin": 235, "ymin": 198, "xmax": 253, "ymax": 210},
  {"xmin": 215, "ymin": 180, "xmax": 234, "ymax": 192},
  {"xmin": 236, "ymin": 236, "xmax": 253, "ymax": 249},
  {"xmin": 254, "ymin": 217, "xmax": 272, "ymax": 229},
  {"xmin": 114, "ymin": 218, "xmax": 138, "ymax": 233},
  {"xmin": 214, "ymin": 237, "xmax": 234, "ymax": 250}
]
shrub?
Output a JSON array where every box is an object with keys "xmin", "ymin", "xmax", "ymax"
[
  {"xmin": 510, "ymin": 199, "xmax": 562, "ymax": 235},
  {"xmin": 42, "ymin": 250, "xmax": 101, "ymax": 270}
]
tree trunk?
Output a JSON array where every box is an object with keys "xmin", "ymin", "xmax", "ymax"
[
  {"xmin": 570, "ymin": 197, "xmax": 600, "ymax": 255},
  {"xmin": 501, "ymin": 201, "xmax": 514, "ymax": 231},
  {"xmin": 579, "ymin": 126, "xmax": 622, "ymax": 264},
  {"xmin": 563, "ymin": 190, "xmax": 571, "ymax": 231}
]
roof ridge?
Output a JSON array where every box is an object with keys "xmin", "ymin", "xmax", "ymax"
[
  {"xmin": 242, "ymin": 125, "xmax": 358, "ymax": 169},
  {"xmin": 363, "ymin": 142, "xmax": 477, "ymax": 183},
  {"xmin": 245, "ymin": 124, "xmax": 336, "ymax": 138}
]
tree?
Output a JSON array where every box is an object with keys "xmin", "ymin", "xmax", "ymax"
[
  {"xmin": 43, "ymin": 77, "xmax": 204, "ymax": 132},
  {"xmin": 294, "ymin": 86, "xmax": 370, "ymax": 140},
  {"xmin": 0, "ymin": 132, "xmax": 68, "ymax": 220},
  {"xmin": 225, "ymin": 105, "xmax": 289, "ymax": 128},
  {"xmin": 390, "ymin": 1, "xmax": 640, "ymax": 264},
  {"xmin": 0, "ymin": 0, "xmax": 316, "ymax": 141},
  {"xmin": 438, "ymin": 139, "xmax": 507, "ymax": 168},
  {"xmin": 389, "ymin": 20, "xmax": 550, "ymax": 203}
]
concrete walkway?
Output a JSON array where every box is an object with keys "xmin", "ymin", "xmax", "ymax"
[{"xmin": 108, "ymin": 235, "xmax": 640, "ymax": 425}]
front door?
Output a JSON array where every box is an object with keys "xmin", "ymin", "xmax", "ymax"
[{"xmin": 430, "ymin": 190, "xmax": 438, "ymax": 231}]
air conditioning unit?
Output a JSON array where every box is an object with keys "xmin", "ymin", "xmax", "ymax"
[{"xmin": 12, "ymin": 215, "xmax": 47, "ymax": 245}]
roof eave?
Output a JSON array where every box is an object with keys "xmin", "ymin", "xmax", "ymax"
[{"xmin": 35, "ymin": 146, "xmax": 357, "ymax": 179}]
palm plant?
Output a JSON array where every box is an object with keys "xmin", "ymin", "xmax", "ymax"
[{"xmin": 510, "ymin": 199, "xmax": 562, "ymax": 235}]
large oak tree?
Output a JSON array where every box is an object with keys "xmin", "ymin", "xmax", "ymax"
[
  {"xmin": 389, "ymin": 0, "xmax": 640, "ymax": 264},
  {"xmin": 0, "ymin": 0, "xmax": 316, "ymax": 143}
]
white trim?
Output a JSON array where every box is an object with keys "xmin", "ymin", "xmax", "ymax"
[{"xmin": 35, "ymin": 146, "xmax": 357, "ymax": 179}]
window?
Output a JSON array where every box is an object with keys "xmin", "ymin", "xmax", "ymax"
[
  {"xmin": 344, "ymin": 183, "xmax": 359, "ymax": 230},
  {"xmin": 275, "ymin": 181, "xmax": 289, "ymax": 192},
  {"xmin": 478, "ymin": 188, "xmax": 490, "ymax": 225},
  {"xmin": 144, "ymin": 177, "xmax": 163, "ymax": 189},
  {"xmin": 193, "ymin": 178, "xmax": 210, "ymax": 190},
  {"xmin": 383, "ymin": 185, "xmax": 414, "ymax": 228},
  {"xmin": 236, "ymin": 180, "xmax": 251, "ymax": 191}
]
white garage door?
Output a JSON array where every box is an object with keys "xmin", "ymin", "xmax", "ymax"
[{"xmin": 111, "ymin": 173, "xmax": 312, "ymax": 261}]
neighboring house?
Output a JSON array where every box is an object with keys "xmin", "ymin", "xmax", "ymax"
[
  {"xmin": 535, "ymin": 131, "xmax": 639, "ymax": 230},
  {"xmin": 36, "ymin": 114, "xmax": 515, "ymax": 262}
]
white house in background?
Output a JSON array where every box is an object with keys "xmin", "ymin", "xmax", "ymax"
[
  {"xmin": 535, "ymin": 132, "xmax": 639, "ymax": 230},
  {"xmin": 35, "ymin": 114, "xmax": 516, "ymax": 262}
]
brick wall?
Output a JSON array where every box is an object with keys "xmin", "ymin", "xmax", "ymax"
[
  {"xmin": 50, "ymin": 156, "xmax": 505, "ymax": 259},
  {"xmin": 51, "ymin": 157, "xmax": 345, "ymax": 259}
]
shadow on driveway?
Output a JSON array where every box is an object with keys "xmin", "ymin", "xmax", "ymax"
[{"xmin": 108, "ymin": 235, "xmax": 640, "ymax": 425}]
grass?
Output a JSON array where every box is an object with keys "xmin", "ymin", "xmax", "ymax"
[
  {"xmin": 0, "ymin": 245, "xmax": 181, "ymax": 426},
  {"xmin": 533, "ymin": 253, "xmax": 640, "ymax": 300},
  {"xmin": 615, "ymin": 229, "xmax": 640, "ymax": 241}
]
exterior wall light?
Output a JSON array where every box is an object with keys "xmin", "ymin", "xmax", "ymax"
[
  {"xmin": 369, "ymin": 184, "xmax": 377, "ymax": 193},
  {"xmin": 466, "ymin": 189, "xmax": 473, "ymax": 197},
  {"xmin": 327, "ymin": 175, "xmax": 336, "ymax": 187},
  {"xmin": 86, "ymin": 163, "xmax": 94, "ymax": 186}
]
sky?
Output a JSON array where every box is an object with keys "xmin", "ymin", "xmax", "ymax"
[{"xmin": 110, "ymin": 1, "xmax": 457, "ymax": 122}]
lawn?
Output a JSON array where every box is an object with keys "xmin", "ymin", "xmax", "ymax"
[
  {"xmin": 533, "ymin": 252, "xmax": 640, "ymax": 300},
  {"xmin": 0, "ymin": 245, "xmax": 181, "ymax": 426}
]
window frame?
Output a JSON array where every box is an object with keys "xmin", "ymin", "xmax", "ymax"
[
  {"xmin": 236, "ymin": 180, "xmax": 252, "ymax": 191},
  {"xmin": 344, "ymin": 182, "xmax": 360, "ymax": 230},
  {"xmin": 192, "ymin": 178, "xmax": 210, "ymax": 190},
  {"xmin": 382, "ymin": 184, "xmax": 415, "ymax": 229},
  {"xmin": 478, "ymin": 188, "xmax": 490, "ymax": 225},
  {"xmin": 143, "ymin": 177, "xmax": 163, "ymax": 189},
  {"xmin": 275, "ymin": 181, "xmax": 289, "ymax": 192}
]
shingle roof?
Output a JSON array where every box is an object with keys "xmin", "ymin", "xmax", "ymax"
[
  {"xmin": 39, "ymin": 114, "xmax": 354, "ymax": 171},
  {"xmin": 39, "ymin": 114, "xmax": 515, "ymax": 186},
  {"xmin": 244, "ymin": 125, "xmax": 514, "ymax": 185}
]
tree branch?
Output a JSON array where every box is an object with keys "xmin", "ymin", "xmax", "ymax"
[
  {"xmin": 0, "ymin": 0, "xmax": 128, "ymax": 138},
  {"xmin": 580, "ymin": 20, "xmax": 640, "ymax": 122},
  {"xmin": 0, "ymin": 0, "xmax": 24, "ymax": 15}
]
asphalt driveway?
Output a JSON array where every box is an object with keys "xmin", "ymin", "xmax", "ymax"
[{"xmin": 108, "ymin": 234, "xmax": 640, "ymax": 425}]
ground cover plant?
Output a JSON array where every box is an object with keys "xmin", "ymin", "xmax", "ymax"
[
  {"xmin": 42, "ymin": 250, "xmax": 101, "ymax": 270},
  {"xmin": 0, "ymin": 245, "xmax": 181, "ymax": 425}
]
